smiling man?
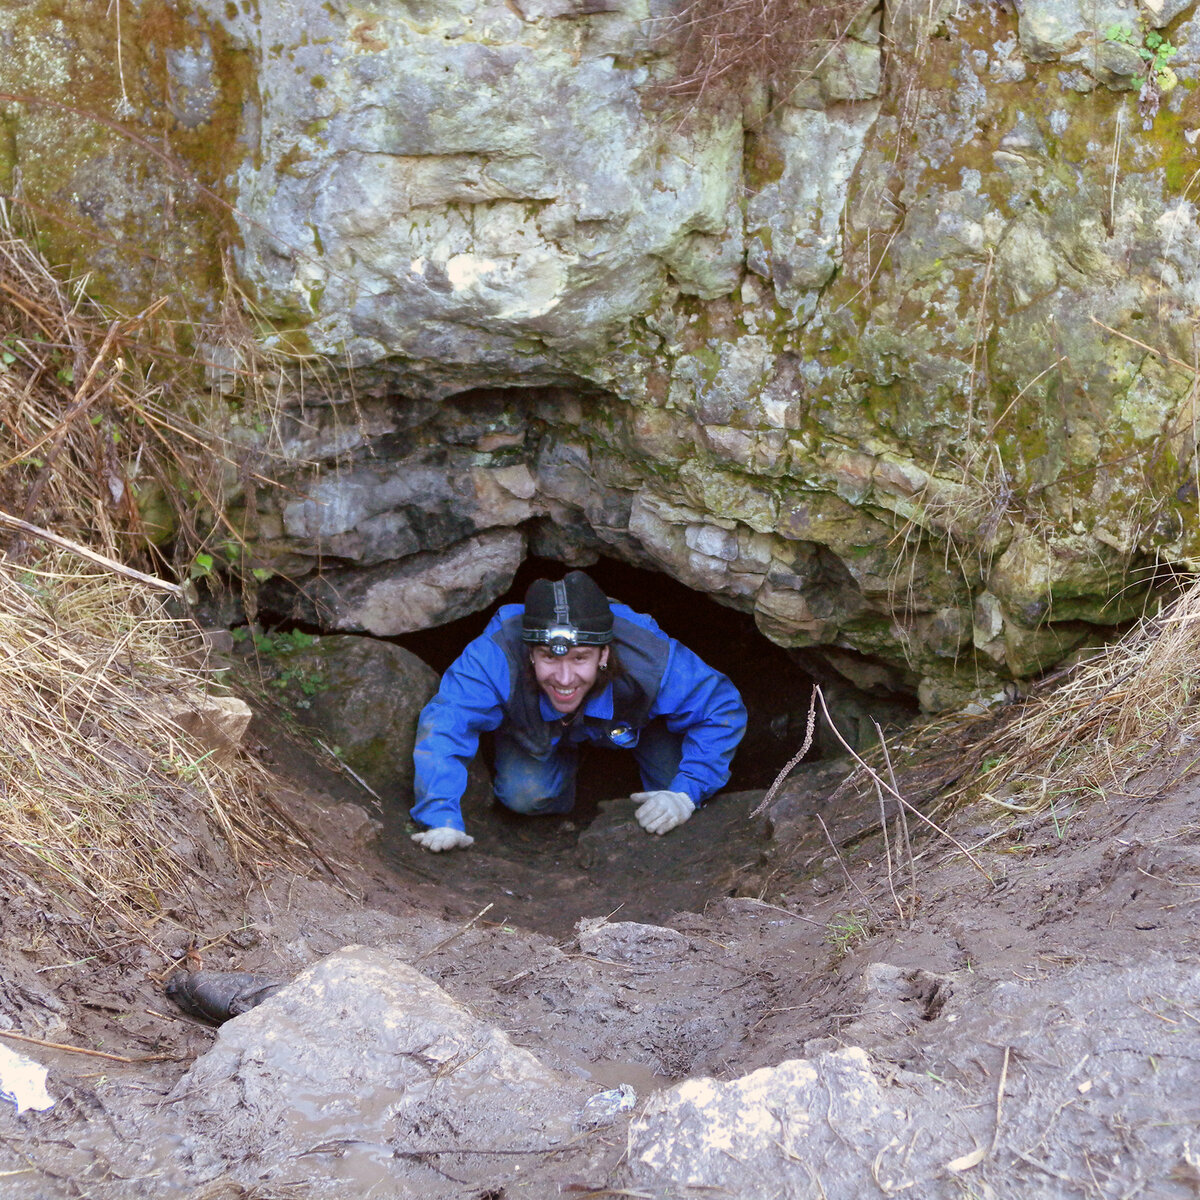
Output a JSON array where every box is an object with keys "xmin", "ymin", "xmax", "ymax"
[{"xmin": 409, "ymin": 570, "xmax": 747, "ymax": 852}]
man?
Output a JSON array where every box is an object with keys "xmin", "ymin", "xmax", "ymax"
[{"xmin": 410, "ymin": 570, "xmax": 747, "ymax": 852}]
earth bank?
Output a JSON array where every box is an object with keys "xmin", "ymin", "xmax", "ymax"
[{"xmin": 1, "ymin": 687, "xmax": 1199, "ymax": 1199}]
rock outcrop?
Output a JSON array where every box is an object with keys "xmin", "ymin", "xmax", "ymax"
[
  {"xmin": 239, "ymin": 634, "xmax": 441, "ymax": 800},
  {"xmin": 4, "ymin": 0, "xmax": 1199, "ymax": 705}
]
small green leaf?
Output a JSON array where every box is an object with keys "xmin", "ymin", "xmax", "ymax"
[{"xmin": 189, "ymin": 552, "xmax": 216, "ymax": 581}]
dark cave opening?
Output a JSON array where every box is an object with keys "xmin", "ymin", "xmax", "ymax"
[
  {"xmin": 244, "ymin": 544, "xmax": 918, "ymax": 826},
  {"xmin": 386, "ymin": 554, "xmax": 905, "ymax": 798},
  {"xmin": 240, "ymin": 551, "xmax": 920, "ymax": 930}
]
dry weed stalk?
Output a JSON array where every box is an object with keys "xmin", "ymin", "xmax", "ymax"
[
  {"xmin": 0, "ymin": 550, "xmax": 306, "ymax": 936},
  {"xmin": 863, "ymin": 575, "xmax": 1200, "ymax": 831},
  {"xmin": 0, "ymin": 199, "xmax": 305, "ymax": 582}
]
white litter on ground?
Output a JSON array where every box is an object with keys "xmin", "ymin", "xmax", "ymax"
[{"xmin": 0, "ymin": 1041, "xmax": 54, "ymax": 1113}]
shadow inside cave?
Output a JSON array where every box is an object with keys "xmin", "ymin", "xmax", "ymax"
[{"xmin": 387, "ymin": 553, "xmax": 915, "ymax": 794}]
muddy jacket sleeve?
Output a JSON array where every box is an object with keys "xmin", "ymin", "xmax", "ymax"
[
  {"xmin": 411, "ymin": 631, "xmax": 510, "ymax": 832},
  {"xmin": 647, "ymin": 640, "xmax": 747, "ymax": 806}
]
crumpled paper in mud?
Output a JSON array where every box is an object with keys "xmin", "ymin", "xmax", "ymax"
[{"xmin": 579, "ymin": 1083, "xmax": 637, "ymax": 1128}]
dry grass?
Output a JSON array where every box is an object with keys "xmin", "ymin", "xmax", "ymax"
[
  {"xmin": 958, "ymin": 577, "xmax": 1200, "ymax": 816},
  {"xmin": 654, "ymin": 0, "xmax": 868, "ymax": 104},
  {"xmin": 851, "ymin": 574, "xmax": 1200, "ymax": 830},
  {"xmin": 0, "ymin": 205, "xmax": 318, "ymax": 944},
  {"xmin": 0, "ymin": 551, "xmax": 308, "ymax": 939},
  {"xmin": 0, "ymin": 198, "xmax": 297, "ymax": 580}
]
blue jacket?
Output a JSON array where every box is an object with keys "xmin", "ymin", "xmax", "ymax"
[{"xmin": 411, "ymin": 602, "xmax": 747, "ymax": 831}]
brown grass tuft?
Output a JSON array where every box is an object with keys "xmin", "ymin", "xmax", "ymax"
[
  {"xmin": 0, "ymin": 205, "xmax": 322, "ymax": 948},
  {"xmin": 959, "ymin": 577, "xmax": 1200, "ymax": 818},
  {"xmin": 0, "ymin": 198, "xmax": 303, "ymax": 584},
  {"xmin": 0, "ymin": 551, "xmax": 310, "ymax": 942},
  {"xmin": 853, "ymin": 575, "xmax": 1200, "ymax": 831}
]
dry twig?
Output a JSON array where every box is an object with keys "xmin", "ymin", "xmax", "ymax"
[
  {"xmin": 0, "ymin": 1028, "xmax": 179, "ymax": 1064},
  {"xmin": 751, "ymin": 688, "xmax": 817, "ymax": 817}
]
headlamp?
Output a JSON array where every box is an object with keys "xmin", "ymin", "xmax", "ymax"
[
  {"xmin": 523, "ymin": 625, "xmax": 611, "ymax": 656},
  {"xmin": 521, "ymin": 573, "xmax": 615, "ymax": 655}
]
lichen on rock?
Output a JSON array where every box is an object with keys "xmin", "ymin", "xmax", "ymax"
[{"xmin": 7, "ymin": 0, "xmax": 1200, "ymax": 708}]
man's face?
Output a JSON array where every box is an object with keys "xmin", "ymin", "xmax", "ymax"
[{"xmin": 530, "ymin": 645, "xmax": 608, "ymax": 714}]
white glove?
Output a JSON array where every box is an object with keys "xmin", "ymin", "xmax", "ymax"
[
  {"xmin": 411, "ymin": 827, "xmax": 475, "ymax": 853},
  {"xmin": 633, "ymin": 790, "xmax": 694, "ymax": 835}
]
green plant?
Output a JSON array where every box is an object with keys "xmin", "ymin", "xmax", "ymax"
[
  {"xmin": 1105, "ymin": 24, "xmax": 1178, "ymax": 89},
  {"xmin": 231, "ymin": 626, "xmax": 318, "ymax": 656},
  {"xmin": 188, "ymin": 551, "xmax": 216, "ymax": 582},
  {"xmin": 1048, "ymin": 794, "xmax": 1076, "ymax": 839},
  {"xmin": 825, "ymin": 911, "xmax": 870, "ymax": 956},
  {"xmin": 265, "ymin": 628, "xmax": 318, "ymax": 655},
  {"xmin": 233, "ymin": 627, "xmax": 325, "ymax": 703},
  {"xmin": 274, "ymin": 663, "xmax": 326, "ymax": 701},
  {"xmin": 161, "ymin": 747, "xmax": 219, "ymax": 778}
]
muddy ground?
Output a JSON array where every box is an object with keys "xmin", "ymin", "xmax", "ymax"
[{"xmin": 2, "ymin": 707, "xmax": 1200, "ymax": 1198}]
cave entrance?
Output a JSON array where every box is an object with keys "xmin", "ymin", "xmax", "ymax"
[
  {"xmin": 393, "ymin": 554, "xmax": 835, "ymax": 813},
  {"xmin": 347, "ymin": 554, "xmax": 914, "ymax": 937}
]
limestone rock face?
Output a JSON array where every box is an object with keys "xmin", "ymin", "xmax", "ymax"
[
  {"xmin": 219, "ymin": 0, "xmax": 748, "ymax": 382},
  {"xmin": 4, "ymin": 0, "xmax": 1200, "ymax": 706},
  {"xmin": 626, "ymin": 1048, "xmax": 910, "ymax": 1197}
]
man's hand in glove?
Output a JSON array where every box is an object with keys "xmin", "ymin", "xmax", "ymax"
[
  {"xmin": 411, "ymin": 827, "xmax": 475, "ymax": 853},
  {"xmin": 632, "ymin": 790, "xmax": 695, "ymax": 835}
]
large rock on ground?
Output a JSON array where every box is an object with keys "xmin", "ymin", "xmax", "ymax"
[
  {"xmin": 258, "ymin": 634, "xmax": 439, "ymax": 800},
  {"xmin": 625, "ymin": 1048, "xmax": 910, "ymax": 1198},
  {"xmin": 173, "ymin": 945, "xmax": 592, "ymax": 1197}
]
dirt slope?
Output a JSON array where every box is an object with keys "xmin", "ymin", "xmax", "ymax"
[{"xmin": 1, "ymin": 718, "xmax": 1199, "ymax": 1198}]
